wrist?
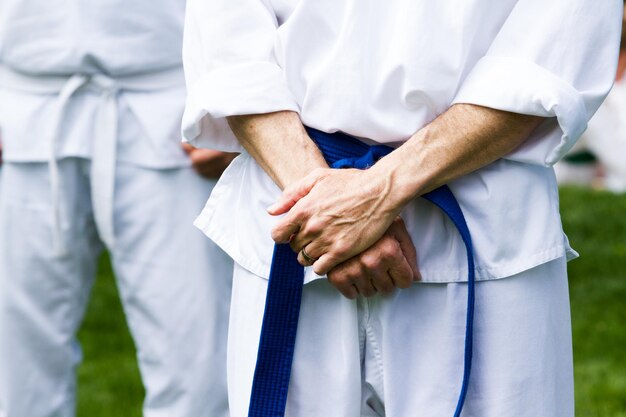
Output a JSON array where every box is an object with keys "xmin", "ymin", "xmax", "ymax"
[
  {"xmin": 279, "ymin": 133, "xmax": 329, "ymax": 188},
  {"xmin": 228, "ymin": 111, "xmax": 329, "ymax": 189},
  {"xmin": 367, "ymin": 156, "xmax": 418, "ymax": 218},
  {"xmin": 374, "ymin": 123, "xmax": 454, "ymax": 205}
]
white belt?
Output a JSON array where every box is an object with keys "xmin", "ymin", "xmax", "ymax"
[{"xmin": 0, "ymin": 65, "xmax": 185, "ymax": 257}]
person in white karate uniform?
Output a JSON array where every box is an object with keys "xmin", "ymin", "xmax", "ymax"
[
  {"xmin": 555, "ymin": 4, "xmax": 626, "ymax": 192},
  {"xmin": 0, "ymin": 1, "xmax": 234, "ymax": 416},
  {"xmin": 556, "ymin": 77, "xmax": 626, "ymax": 192},
  {"xmin": 183, "ymin": 1, "xmax": 621, "ymax": 416},
  {"xmin": 579, "ymin": 80, "xmax": 626, "ymax": 193}
]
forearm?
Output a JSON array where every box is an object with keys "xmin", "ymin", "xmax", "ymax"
[
  {"xmin": 227, "ymin": 111, "xmax": 328, "ymax": 189},
  {"xmin": 374, "ymin": 103, "xmax": 544, "ymax": 210}
]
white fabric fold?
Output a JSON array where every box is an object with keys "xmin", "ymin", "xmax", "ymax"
[{"xmin": 452, "ymin": 57, "xmax": 588, "ymax": 166}]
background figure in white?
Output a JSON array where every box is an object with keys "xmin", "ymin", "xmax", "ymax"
[
  {"xmin": 0, "ymin": 1, "xmax": 234, "ymax": 416},
  {"xmin": 0, "ymin": 131, "xmax": 3, "ymax": 198},
  {"xmin": 555, "ymin": 4, "xmax": 626, "ymax": 192}
]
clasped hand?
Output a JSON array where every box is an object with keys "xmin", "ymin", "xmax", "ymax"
[{"xmin": 268, "ymin": 167, "xmax": 420, "ymax": 298}]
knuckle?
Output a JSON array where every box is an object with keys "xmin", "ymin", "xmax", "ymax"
[
  {"xmin": 333, "ymin": 241, "xmax": 351, "ymax": 258},
  {"xmin": 271, "ymin": 229, "xmax": 283, "ymax": 242},
  {"xmin": 343, "ymin": 262, "xmax": 361, "ymax": 280},
  {"xmin": 381, "ymin": 240, "xmax": 401, "ymax": 260},
  {"xmin": 304, "ymin": 217, "xmax": 324, "ymax": 235},
  {"xmin": 360, "ymin": 253, "xmax": 380, "ymax": 271}
]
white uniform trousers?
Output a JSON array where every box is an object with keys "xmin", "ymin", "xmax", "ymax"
[
  {"xmin": 228, "ymin": 257, "xmax": 574, "ymax": 417},
  {"xmin": 0, "ymin": 158, "xmax": 232, "ymax": 417}
]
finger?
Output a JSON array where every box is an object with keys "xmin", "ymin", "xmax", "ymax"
[
  {"xmin": 327, "ymin": 263, "xmax": 360, "ymax": 299},
  {"xmin": 358, "ymin": 249, "xmax": 394, "ymax": 294},
  {"xmin": 351, "ymin": 284, "xmax": 360, "ymax": 298},
  {"xmin": 290, "ymin": 216, "xmax": 326, "ymax": 252},
  {"xmin": 352, "ymin": 274, "xmax": 377, "ymax": 298},
  {"xmin": 189, "ymin": 149, "xmax": 224, "ymax": 166},
  {"xmin": 297, "ymin": 246, "xmax": 315, "ymax": 266},
  {"xmin": 387, "ymin": 255, "xmax": 414, "ymax": 289},
  {"xmin": 335, "ymin": 284, "xmax": 359, "ymax": 300},
  {"xmin": 289, "ymin": 225, "xmax": 312, "ymax": 253},
  {"xmin": 271, "ymin": 204, "xmax": 305, "ymax": 243},
  {"xmin": 368, "ymin": 269, "xmax": 395, "ymax": 295},
  {"xmin": 388, "ymin": 217, "xmax": 421, "ymax": 281},
  {"xmin": 330, "ymin": 278, "xmax": 360, "ymax": 299},
  {"xmin": 181, "ymin": 143, "xmax": 195, "ymax": 155},
  {"xmin": 191, "ymin": 151, "xmax": 239, "ymax": 179},
  {"xmin": 296, "ymin": 238, "xmax": 331, "ymax": 267},
  {"xmin": 332, "ymin": 258, "xmax": 377, "ymax": 298},
  {"xmin": 191, "ymin": 160, "xmax": 223, "ymax": 179},
  {"xmin": 267, "ymin": 169, "xmax": 327, "ymax": 215},
  {"xmin": 313, "ymin": 250, "xmax": 349, "ymax": 276}
]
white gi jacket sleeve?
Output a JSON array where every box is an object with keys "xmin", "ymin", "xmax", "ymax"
[
  {"xmin": 452, "ymin": 0, "xmax": 622, "ymax": 166},
  {"xmin": 182, "ymin": 0, "xmax": 299, "ymax": 151}
]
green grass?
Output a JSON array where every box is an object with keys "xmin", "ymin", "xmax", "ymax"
[
  {"xmin": 77, "ymin": 259, "xmax": 143, "ymax": 417},
  {"xmin": 560, "ymin": 187, "xmax": 626, "ymax": 417},
  {"xmin": 76, "ymin": 186, "xmax": 626, "ymax": 416}
]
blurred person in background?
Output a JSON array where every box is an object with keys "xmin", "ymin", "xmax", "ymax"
[
  {"xmin": 0, "ymin": 131, "xmax": 3, "ymax": 195},
  {"xmin": 0, "ymin": 1, "xmax": 234, "ymax": 417},
  {"xmin": 555, "ymin": 2, "xmax": 626, "ymax": 192}
]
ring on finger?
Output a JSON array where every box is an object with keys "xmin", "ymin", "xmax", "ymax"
[{"xmin": 301, "ymin": 246, "xmax": 318, "ymax": 264}]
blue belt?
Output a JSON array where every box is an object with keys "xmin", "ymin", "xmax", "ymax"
[{"xmin": 248, "ymin": 127, "xmax": 475, "ymax": 417}]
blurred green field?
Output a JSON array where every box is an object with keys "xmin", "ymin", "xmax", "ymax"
[{"xmin": 76, "ymin": 186, "xmax": 626, "ymax": 417}]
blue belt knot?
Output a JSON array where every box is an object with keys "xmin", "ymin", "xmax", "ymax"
[{"xmin": 332, "ymin": 144, "xmax": 393, "ymax": 169}]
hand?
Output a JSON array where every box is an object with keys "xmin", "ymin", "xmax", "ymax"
[
  {"xmin": 182, "ymin": 143, "xmax": 238, "ymax": 179},
  {"xmin": 617, "ymin": 50, "xmax": 626, "ymax": 82},
  {"xmin": 268, "ymin": 167, "xmax": 404, "ymax": 275},
  {"xmin": 326, "ymin": 217, "xmax": 420, "ymax": 299}
]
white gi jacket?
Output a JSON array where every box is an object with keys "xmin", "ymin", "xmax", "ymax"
[{"xmin": 183, "ymin": 0, "xmax": 621, "ymax": 283}]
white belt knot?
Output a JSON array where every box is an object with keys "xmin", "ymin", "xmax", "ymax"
[
  {"xmin": 90, "ymin": 74, "xmax": 121, "ymax": 95},
  {"xmin": 50, "ymin": 73, "xmax": 121, "ymax": 257}
]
